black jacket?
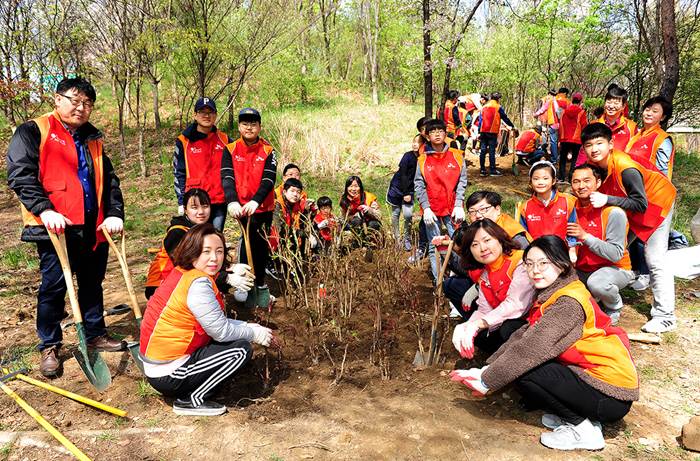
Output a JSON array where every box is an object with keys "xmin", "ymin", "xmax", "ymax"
[{"xmin": 6, "ymin": 119, "xmax": 125, "ymax": 243}]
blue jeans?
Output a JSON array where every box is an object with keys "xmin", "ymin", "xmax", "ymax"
[
  {"xmin": 209, "ymin": 203, "xmax": 227, "ymax": 231},
  {"xmin": 479, "ymin": 133, "xmax": 498, "ymax": 171},
  {"xmin": 35, "ymin": 238, "xmax": 108, "ymax": 350},
  {"xmin": 425, "ymin": 216, "xmax": 455, "ymax": 281},
  {"xmin": 390, "ymin": 203, "xmax": 413, "ymax": 242},
  {"xmin": 549, "ymin": 126, "xmax": 559, "ymax": 163}
]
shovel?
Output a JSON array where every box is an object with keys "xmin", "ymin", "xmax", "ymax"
[
  {"xmin": 238, "ymin": 217, "xmax": 271, "ymax": 309},
  {"xmin": 47, "ymin": 231, "xmax": 112, "ymax": 392},
  {"xmin": 102, "ymin": 229, "xmax": 144, "ymax": 374}
]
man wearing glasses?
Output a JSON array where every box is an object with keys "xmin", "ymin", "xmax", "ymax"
[
  {"xmin": 7, "ymin": 77, "xmax": 126, "ymax": 377},
  {"xmin": 465, "ymin": 191, "xmax": 531, "ymax": 249},
  {"xmin": 173, "ymin": 97, "xmax": 232, "ymax": 230}
]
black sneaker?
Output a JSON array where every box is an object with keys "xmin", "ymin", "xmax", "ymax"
[
  {"xmin": 480, "ymin": 169, "xmax": 489, "ymax": 177},
  {"xmin": 489, "ymin": 169, "xmax": 503, "ymax": 177},
  {"xmin": 173, "ymin": 399, "xmax": 227, "ymax": 416},
  {"xmin": 265, "ymin": 263, "xmax": 281, "ymax": 281}
]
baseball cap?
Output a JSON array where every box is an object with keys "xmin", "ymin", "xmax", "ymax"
[
  {"xmin": 195, "ymin": 97, "xmax": 217, "ymax": 112},
  {"xmin": 572, "ymin": 92, "xmax": 584, "ymax": 103},
  {"xmin": 238, "ymin": 108, "xmax": 261, "ymax": 123}
]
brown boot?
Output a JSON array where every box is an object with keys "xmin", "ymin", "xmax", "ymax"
[
  {"xmin": 87, "ymin": 334, "xmax": 126, "ymax": 352},
  {"xmin": 40, "ymin": 346, "xmax": 61, "ymax": 377}
]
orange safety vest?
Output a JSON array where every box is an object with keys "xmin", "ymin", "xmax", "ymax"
[
  {"xmin": 475, "ymin": 251, "xmax": 524, "ymax": 308},
  {"xmin": 559, "ymin": 105, "xmax": 587, "ymax": 144},
  {"xmin": 625, "ymin": 124, "xmax": 675, "ymax": 179},
  {"xmin": 527, "ymin": 280, "xmax": 638, "ymax": 391},
  {"xmin": 225, "ymin": 137, "xmax": 276, "ymax": 213},
  {"xmin": 597, "ymin": 115, "xmax": 638, "ymax": 152},
  {"xmin": 145, "ymin": 224, "xmax": 190, "ymax": 288},
  {"xmin": 555, "ymin": 93, "xmax": 570, "ymax": 111},
  {"xmin": 342, "ymin": 191, "xmax": 378, "ymax": 220},
  {"xmin": 575, "ymin": 205, "xmax": 631, "ymax": 273},
  {"xmin": 598, "ymin": 149, "xmax": 676, "ymax": 242},
  {"xmin": 480, "ymin": 100, "xmax": 501, "ymax": 134},
  {"xmin": 21, "ymin": 112, "xmax": 106, "ymax": 244},
  {"xmin": 444, "ymin": 100, "xmax": 457, "ymax": 134},
  {"xmin": 541, "ymin": 95, "xmax": 559, "ymax": 126},
  {"xmin": 141, "ymin": 267, "xmax": 224, "ymax": 361},
  {"xmin": 496, "ymin": 213, "xmax": 532, "ymax": 242},
  {"xmin": 516, "ymin": 192, "xmax": 576, "ymax": 241},
  {"xmin": 179, "ymin": 130, "xmax": 229, "ymax": 204},
  {"xmin": 456, "ymin": 106, "xmax": 470, "ymax": 138},
  {"xmin": 417, "ymin": 148, "xmax": 464, "ymax": 216},
  {"xmin": 515, "ymin": 130, "xmax": 541, "ymax": 153}
]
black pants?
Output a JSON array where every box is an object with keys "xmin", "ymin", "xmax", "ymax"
[
  {"xmin": 558, "ymin": 142, "xmax": 581, "ymax": 181},
  {"xmin": 35, "ymin": 236, "xmax": 108, "ymax": 350},
  {"xmin": 474, "ymin": 318, "xmax": 526, "ymax": 354},
  {"xmin": 443, "ymin": 276, "xmax": 475, "ymax": 320},
  {"xmin": 148, "ymin": 340, "xmax": 252, "ymax": 406},
  {"xmin": 629, "ymin": 239, "xmax": 649, "ymax": 275},
  {"xmin": 516, "ymin": 361, "xmax": 632, "ymax": 425},
  {"xmin": 239, "ymin": 212, "xmax": 273, "ymax": 286},
  {"xmin": 479, "ymin": 132, "xmax": 498, "ymax": 171}
]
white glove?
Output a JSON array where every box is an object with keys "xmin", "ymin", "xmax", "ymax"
[
  {"xmin": 98, "ymin": 216, "xmax": 124, "ymax": 234},
  {"xmin": 452, "ymin": 206, "xmax": 465, "ymax": 223},
  {"xmin": 309, "ymin": 235, "xmax": 318, "ymax": 249},
  {"xmin": 449, "ymin": 366, "xmax": 490, "ymax": 395},
  {"xmin": 461, "ymin": 284, "xmax": 479, "ymax": 312},
  {"xmin": 226, "ymin": 264, "xmax": 254, "ymax": 291},
  {"xmin": 317, "ymin": 219, "xmax": 329, "ymax": 229},
  {"xmin": 227, "ymin": 201, "xmax": 242, "ymax": 218},
  {"xmin": 40, "ymin": 209, "xmax": 72, "ymax": 234},
  {"xmin": 589, "ymin": 192, "xmax": 608, "ymax": 209},
  {"xmin": 248, "ymin": 323, "xmax": 273, "ymax": 347},
  {"xmin": 452, "ymin": 320, "xmax": 481, "ymax": 359},
  {"xmin": 423, "ymin": 208, "xmax": 437, "ymax": 226},
  {"xmin": 178, "ymin": 205, "xmax": 184, "ymax": 215},
  {"xmin": 241, "ymin": 200, "xmax": 259, "ymax": 216}
]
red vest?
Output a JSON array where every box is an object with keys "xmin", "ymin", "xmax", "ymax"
[
  {"xmin": 559, "ymin": 105, "xmax": 587, "ymax": 144},
  {"xmin": 314, "ymin": 212, "xmax": 335, "ymax": 241},
  {"xmin": 575, "ymin": 205, "xmax": 631, "ymax": 273},
  {"xmin": 598, "ymin": 150, "xmax": 676, "ymax": 242},
  {"xmin": 625, "ymin": 125, "xmax": 675, "ymax": 180},
  {"xmin": 21, "ymin": 112, "xmax": 107, "ymax": 244},
  {"xmin": 517, "ymin": 192, "xmax": 576, "ymax": 241},
  {"xmin": 475, "ymin": 251, "xmax": 524, "ymax": 308},
  {"xmin": 444, "ymin": 100, "xmax": 457, "ymax": 134},
  {"xmin": 480, "ymin": 100, "xmax": 501, "ymax": 134},
  {"xmin": 180, "ymin": 130, "xmax": 228, "ymax": 204},
  {"xmin": 597, "ymin": 116, "xmax": 638, "ymax": 151},
  {"xmin": 225, "ymin": 137, "xmax": 276, "ymax": 213},
  {"xmin": 417, "ymin": 148, "xmax": 464, "ymax": 216},
  {"xmin": 515, "ymin": 130, "xmax": 541, "ymax": 153}
]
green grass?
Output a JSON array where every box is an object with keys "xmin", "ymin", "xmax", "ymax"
[
  {"xmin": 136, "ymin": 378, "xmax": 160, "ymax": 398},
  {"xmin": 0, "ymin": 344, "xmax": 37, "ymax": 372},
  {"xmin": 0, "ymin": 246, "xmax": 39, "ymax": 271},
  {"xmin": 0, "ymin": 443, "xmax": 12, "ymax": 461},
  {"xmin": 96, "ymin": 431, "xmax": 118, "ymax": 441},
  {"xmin": 672, "ymin": 151, "xmax": 700, "ymax": 242}
]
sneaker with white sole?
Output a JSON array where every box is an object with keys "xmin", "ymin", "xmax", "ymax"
[
  {"xmin": 542, "ymin": 414, "xmax": 602, "ymax": 430},
  {"xmin": 641, "ymin": 317, "xmax": 676, "ymax": 333},
  {"xmin": 629, "ymin": 274, "xmax": 650, "ymax": 291},
  {"xmin": 173, "ymin": 399, "xmax": 227, "ymax": 416},
  {"xmin": 540, "ymin": 418, "xmax": 605, "ymax": 451},
  {"xmin": 449, "ymin": 302, "xmax": 462, "ymax": 319}
]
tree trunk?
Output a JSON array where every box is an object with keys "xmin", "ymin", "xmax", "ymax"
[
  {"xmin": 658, "ymin": 0, "xmax": 679, "ymax": 103},
  {"xmin": 152, "ymin": 77, "xmax": 161, "ymax": 129},
  {"xmin": 422, "ymin": 0, "xmax": 433, "ymax": 117}
]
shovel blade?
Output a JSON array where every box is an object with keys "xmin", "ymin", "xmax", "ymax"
[
  {"xmin": 412, "ymin": 350, "xmax": 429, "ymax": 368},
  {"xmin": 72, "ymin": 347, "xmax": 112, "ymax": 392}
]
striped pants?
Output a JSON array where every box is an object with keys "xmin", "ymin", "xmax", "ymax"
[{"xmin": 148, "ymin": 340, "xmax": 252, "ymax": 406}]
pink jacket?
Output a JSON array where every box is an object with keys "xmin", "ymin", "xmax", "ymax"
[{"xmin": 469, "ymin": 264, "xmax": 535, "ymax": 330}]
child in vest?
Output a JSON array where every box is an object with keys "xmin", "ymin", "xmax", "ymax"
[
  {"xmin": 514, "ymin": 126, "xmax": 546, "ymax": 167},
  {"xmin": 141, "ymin": 224, "xmax": 267, "ymax": 416},
  {"xmin": 581, "ymin": 123, "xmax": 676, "ymax": 333},
  {"xmin": 567, "ymin": 164, "xmax": 634, "ymax": 325},
  {"xmin": 452, "ymin": 236, "xmax": 638, "ymax": 451},
  {"xmin": 517, "ymin": 161, "xmax": 578, "ymax": 263},
  {"xmin": 272, "ymin": 178, "xmax": 312, "ymax": 256},
  {"xmin": 313, "ymin": 196, "xmax": 337, "ymax": 253},
  {"xmin": 173, "ymin": 97, "xmax": 232, "ymax": 231},
  {"xmin": 414, "ymin": 118, "xmax": 468, "ymax": 282},
  {"xmin": 222, "ymin": 108, "xmax": 277, "ymax": 308},
  {"xmin": 387, "ymin": 135, "xmax": 421, "ymax": 251}
]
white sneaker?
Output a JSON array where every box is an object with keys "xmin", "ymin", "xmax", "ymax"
[
  {"xmin": 542, "ymin": 414, "xmax": 602, "ymax": 430},
  {"xmin": 449, "ymin": 302, "xmax": 462, "ymax": 319},
  {"xmin": 641, "ymin": 317, "xmax": 677, "ymax": 333},
  {"xmin": 629, "ymin": 274, "xmax": 650, "ymax": 291},
  {"xmin": 540, "ymin": 418, "xmax": 605, "ymax": 451}
]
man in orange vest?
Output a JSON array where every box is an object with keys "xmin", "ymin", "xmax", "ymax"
[
  {"xmin": 514, "ymin": 125, "xmax": 546, "ymax": 166},
  {"xmin": 479, "ymin": 92, "xmax": 514, "ymax": 177},
  {"xmin": 7, "ymin": 77, "xmax": 126, "ymax": 377},
  {"xmin": 567, "ymin": 164, "xmax": 634, "ymax": 324},
  {"xmin": 581, "ymin": 123, "xmax": 677, "ymax": 333},
  {"xmin": 558, "ymin": 92, "xmax": 587, "ymax": 181},
  {"xmin": 173, "ymin": 97, "xmax": 231, "ymax": 231},
  {"xmin": 443, "ymin": 90, "xmax": 461, "ymax": 139},
  {"xmin": 598, "ymin": 84, "xmax": 638, "ymax": 151}
]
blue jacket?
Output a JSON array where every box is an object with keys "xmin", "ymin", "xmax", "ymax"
[{"xmin": 387, "ymin": 151, "xmax": 418, "ymax": 206}]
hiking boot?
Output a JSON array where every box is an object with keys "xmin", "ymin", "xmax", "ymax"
[
  {"xmin": 489, "ymin": 169, "xmax": 503, "ymax": 177},
  {"xmin": 540, "ymin": 419, "xmax": 605, "ymax": 451},
  {"xmin": 479, "ymin": 169, "xmax": 489, "ymax": 177},
  {"xmin": 40, "ymin": 346, "xmax": 61, "ymax": 378},
  {"xmin": 173, "ymin": 398, "xmax": 227, "ymax": 416},
  {"xmin": 87, "ymin": 334, "xmax": 126, "ymax": 352},
  {"xmin": 641, "ymin": 317, "xmax": 676, "ymax": 333},
  {"xmin": 629, "ymin": 274, "xmax": 650, "ymax": 291},
  {"xmin": 542, "ymin": 414, "xmax": 602, "ymax": 430}
]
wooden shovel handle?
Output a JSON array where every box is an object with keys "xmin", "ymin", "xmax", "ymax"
[
  {"xmin": 46, "ymin": 232, "xmax": 84, "ymax": 323},
  {"xmin": 102, "ymin": 229, "xmax": 142, "ymax": 320},
  {"xmin": 238, "ymin": 218, "xmax": 255, "ymax": 276}
]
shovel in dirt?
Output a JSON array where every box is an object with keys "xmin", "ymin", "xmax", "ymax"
[
  {"xmin": 47, "ymin": 231, "xmax": 112, "ymax": 392},
  {"xmin": 238, "ymin": 217, "xmax": 271, "ymax": 309},
  {"xmin": 102, "ymin": 229, "xmax": 144, "ymax": 374}
]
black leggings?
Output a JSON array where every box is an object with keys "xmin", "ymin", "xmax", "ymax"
[
  {"xmin": 558, "ymin": 142, "xmax": 581, "ymax": 181},
  {"xmin": 516, "ymin": 361, "xmax": 632, "ymax": 425},
  {"xmin": 239, "ymin": 212, "xmax": 273, "ymax": 286},
  {"xmin": 474, "ymin": 318, "xmax": 526, "ymax": 354}
]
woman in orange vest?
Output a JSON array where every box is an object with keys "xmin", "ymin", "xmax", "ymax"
[
  {"xmin": 339, "ymin": 175, "xmax": 381, "ymax": 237},
  {"xmin": 451, "ymin": 236, "xmax": 638, "ymax": 451},
  {"xmin": 451, "ymin": 220, "xmax": 535, "ymax": 357},
  {"xmin": 140, "ymin": 224, "xmax": 270, "ymax": 416}
]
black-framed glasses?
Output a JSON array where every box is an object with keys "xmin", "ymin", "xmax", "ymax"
[
  {"xmin": 467, "ymin": 205, "xmax": 493, "ymax": 217},
  {"xmin": 58, "ymin": 93, "xmax": 94, "ymax": 109}
]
